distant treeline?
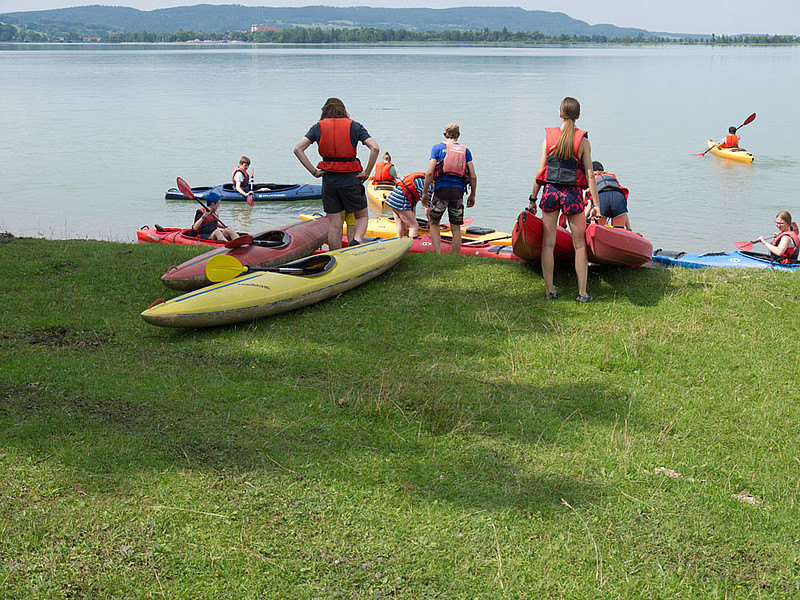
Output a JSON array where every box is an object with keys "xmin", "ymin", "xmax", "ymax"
[{"xmin": 2, "ymin": 22, "xmax": 798, "ymax": 45}]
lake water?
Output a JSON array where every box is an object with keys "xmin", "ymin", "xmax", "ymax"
[{"xmin": 1, "ymin": 43, "xmax": 799, "ymax": 252}]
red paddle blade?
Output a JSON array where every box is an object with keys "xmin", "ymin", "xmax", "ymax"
[
  {"xmin": 733, "ymin": 240, "xmax": 754, "ymax": 251},
  {"xmin": 225, "ymin": 234, "xmax": 253, "ymax": 248},
  {"xmin": 246, "ymin": 193, "xmax": 254, "ymax": 207},
  {"xmin": 740, "ymin": 112, "xmax": 756, "ymax": 128},
  {"xmin": 176, "ymin": 177, "xmax": 195, "ymax": 200}
]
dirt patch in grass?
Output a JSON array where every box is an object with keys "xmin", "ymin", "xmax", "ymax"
[{"xmin": 1, "ymin": 326, "xmax": 115, "ymax": 349}]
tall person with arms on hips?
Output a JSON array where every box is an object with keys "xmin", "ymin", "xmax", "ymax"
[
  {"xmin": 421, "ymin": 123, "xmax": 477, "ymax": 255},
  {"xmin": 528, "ymin": 97, "xmax": 601, "ymax": 302},
  {"xmin": 293, "ymin": 97, "xmax": 380, "ymax": 249}
]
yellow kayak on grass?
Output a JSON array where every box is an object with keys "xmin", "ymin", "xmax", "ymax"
[
  {"xmin": 366, "ymin": 178, "xmax": 395, "ymax": 215},
  {"xmin": 707, "ymin": 139, "xmax": 754, "ymax": 163},
  {"xmin": 141, "ymin": 237, "xmax": 412, "ymax": 328}
]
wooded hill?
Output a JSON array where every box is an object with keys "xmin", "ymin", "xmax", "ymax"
[{"xmin": 0, "ymin": 4, "xmax": 698, "ymax": 39}]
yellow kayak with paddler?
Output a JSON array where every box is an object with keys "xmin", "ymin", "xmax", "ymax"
[{"xmin": 707, "ymin": 139, "xmax": 754, "ymax": 163}]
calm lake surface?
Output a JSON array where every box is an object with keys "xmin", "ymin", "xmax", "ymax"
[{"xmin": 1, "ymin": 43, "xmax": 799, "ymax": 252}]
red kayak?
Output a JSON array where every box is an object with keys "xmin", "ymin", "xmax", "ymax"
[
  {"xmin": 159, "ymin": 217, "xmax": 329, "ymax": 291},
  {"xmin": 585, "ymin": 223, "xmax": 652, "ymax": 267},
  {"xmin": 410, "ymin": 235, "xmax": 520, "ymax": 261},
  {"xmin": 137, "ymin": 226, "xmax": 236, "ymax": 247},
  {"xmin": 511, "ymin": 209, "xmax": 574, "ymax": 264}
]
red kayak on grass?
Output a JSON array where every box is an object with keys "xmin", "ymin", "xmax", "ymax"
[
  {"xmin": 409, "ymin": 235, "xmax": 521, "ymax": 261},
  {"xmin": 511, "ymin": 209, "xmax": 575, "ymax": 264},
  {"xmin": 158, "ymin": 217, "xmax": 329, "ymax": 291},
  {"xmin": 585, "ymin": 223, "xmax": 652, "ymax": 267}
]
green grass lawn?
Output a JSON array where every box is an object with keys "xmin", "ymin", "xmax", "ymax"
[{"xmin": 2, "ymin": 236, "xmax": 800, "ymax": 598}]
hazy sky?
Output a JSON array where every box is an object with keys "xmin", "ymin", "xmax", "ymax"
[{"xmin": 1, "ymin": 0, "xmax": 799, "ymax": 36}]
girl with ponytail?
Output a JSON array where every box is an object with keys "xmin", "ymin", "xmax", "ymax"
[{"xmin": 528, "ymin": 97, "xmax": 601, "ymax": 302}]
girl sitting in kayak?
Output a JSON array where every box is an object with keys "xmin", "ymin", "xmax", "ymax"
[{"xmin": 759, "ymin": 211, "xmax": 799, "ymax": 263}]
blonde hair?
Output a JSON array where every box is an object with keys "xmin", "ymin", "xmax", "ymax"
[
  {"xmin": 444, "ymin": 123, "xmax": 460, "ymax": 140},
  {"xmin": 554, "ymin": 97, "xmax": 581, "ymax": 161},
  {"xmin": 320, "ymin": 97, "xmax": 349, "ymax": 120}
]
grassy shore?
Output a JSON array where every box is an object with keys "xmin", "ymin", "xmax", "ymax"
[{"xmin": 2, "ymin": 235, "xmax": 800, "ymax": 599}]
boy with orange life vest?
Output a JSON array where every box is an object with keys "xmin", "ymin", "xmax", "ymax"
[
  {"xmin": 232, "ymin": 156, "xmax": 252, "ymax": 198},
  {"xmin": 372, "ymin": 152, "xmax": 398, "ymax": 185},
  {"xmin": 385, "ymin": 171, "xmax": 428, "ymax": 238},
  {"xmin": 293, "ymin": 97, "xmax": 380, "ymax": 250},
  {"xmin": 421, "ymin": 123, "xmax": 477, "ymax": 255},
  {"xmin": 583, "ymin": 161, "xmax": 631, "ymax": 230},
  {"xmin": 717, "ymin": 126, "xmax": 740, "ymax": 149}
]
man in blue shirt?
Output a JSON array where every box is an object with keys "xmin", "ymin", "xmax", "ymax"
[{"xmin": 421, "ymin": 123, "xmax": 477, "ymax": 254}]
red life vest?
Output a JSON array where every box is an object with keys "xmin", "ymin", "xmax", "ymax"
[
  {"xmin": 535, "ymin": 127, "xmax": 589, "ymax": 188},
  {"xmin": 593, "ymin": 172, "xmax": 629, "ymax": 200},
  {"xmin": 397, "ymin": 172, "xmax": 426, "ymax": 203},
  {"xmin": 373, "ymin": 161, "xmax": 395, "ymax": 183},
  {"xmin": 316, "ymin": 118, "xmax": 363, "ymax": 173},
  {"xmin": 434, "ymin": 142, "xmax": 468, "ymax": 180},
  {"xmin": 232, "ymin": 166, "xmax": 251, "ymax": 192},
  {"xmin": 772, "ymin": 230, "xmax": 800, "ymax": 263},
  {"xmin": 725, "ymin": 134, "xmax": 739, "ymax": 148}
]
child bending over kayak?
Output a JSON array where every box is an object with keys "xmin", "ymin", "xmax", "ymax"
[{"xmin": 583, "ymin": 161, "xmax": 631, "ymax": 230}]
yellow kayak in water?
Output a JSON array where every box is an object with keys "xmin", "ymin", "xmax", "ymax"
[
  {"xmin": 141, "ymin": 237, "xmax": 412, "ymax": 328},
  {"xmin": 707, "ymin": 139, "xmax": 754, "ymax": 163}
]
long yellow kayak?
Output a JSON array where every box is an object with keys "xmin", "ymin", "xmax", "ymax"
[
  {"xmin": 141, "ymin": 237, "xmax": 412, "ymax": 328},
  {"xmin": 707, "ymin": 139, "xmax": 754, "ymax": 163}
]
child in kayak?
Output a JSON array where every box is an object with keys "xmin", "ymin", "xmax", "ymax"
[
  {"xmin": 584, "ymin": 161, "xmax": 631, "ymax": 230},
  {"xmin": 192, "ymin": 192, "xmax": 239, "ymax": 242},
  {"xmin": 759, "ymin": 211, "xmax": 799, "ymax": 263},
  {"xmin": 717, "ymin": 126, "xmax": 740, "ymax": 149}
]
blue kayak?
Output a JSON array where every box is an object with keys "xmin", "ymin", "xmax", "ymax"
[
  {"xmin": 652, "ymin": 248, "xmax": 800, "ymax": 271},
  {"xmin": 165, "ymin": 182, "xmax": 322, "ymax": 202}
]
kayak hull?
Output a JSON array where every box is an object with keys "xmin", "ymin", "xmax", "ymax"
[
  {"xmin": 511, "ymin": 209, "xmax": 575, "ymax": 264},
  {"xmin": 160, "ymin": 217, "xmax": 329, "ymax": 291},
  {"xmin": 165, "ymin": 182, "xmax": 322, "ymax": 202},
  {"xmin": 585, "ymin": 223, "xmax": 653, "ymax": 267},
  {"xmin": 142, "ymin": 237, "xmax": 412, "ymax": 328},
  {"xmin": 137, "ymin": 227, "xmax": 234, "ymax": 247},
  {"xmin": 707, "ymin": 140, "xmax": 754, "ymax": 163},
  {"xmin": 651, "ymin": 248, "xmax": 800, "ymax": 270}
]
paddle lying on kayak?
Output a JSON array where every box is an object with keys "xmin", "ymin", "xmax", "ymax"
[
  {"xmin": 206, "ymin": 253, "xmax": 334, "ymax": 282},
  {"xmin": 697, "ymin": 112, "xmax": 756, "ymax": 156},
  {"xmin": 177, "ymin": 176, "xmax": 229, "ymax": 228}
]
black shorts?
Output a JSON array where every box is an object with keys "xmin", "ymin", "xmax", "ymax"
[
  {"xmin": 322, "ymin": 184, "xmax": 367, "ymax": 214},
  {"xmin": 429, "ymin": 186, "xmax": 465, "ymax": 225}
]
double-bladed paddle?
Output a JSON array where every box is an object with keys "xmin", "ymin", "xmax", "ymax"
[
  {"xmin": 176, "ymin": 177, "xmax": 229, "ymax": 229},
  {"xmin": 205, "ymin": 253, "xmax": 334, "ymax": 283},
  {"xmin": 697, "ymin": 112, "xmax": 756, "ymax": 156}
]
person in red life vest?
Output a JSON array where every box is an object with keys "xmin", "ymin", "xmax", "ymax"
[
  {"xmin": 583, "ymin": 161, "xmax": 631, "ymax": 230},
  {"xmin": 717, "ymin": 126, "xmax": 740, "ymax": 149},
  {"xmin": 759, "ymin": 211, "xmax": 800, "ymax": 263},
  {"xmin": 372, "ymin": 152, "xmax": 398, "ymax": 185},
  {"xmin": 191, "ymin": 192, "xmax": 239, "ymax": 242},
  {"xmin": 421, "ymin": 123, "xmax": 477, "ymax": 254},
  {"xmin": 293, "ymin": 97, "xmax": 380, "ymax": 250},
  {"xmin": 528, "ymin": 97, "xmax": 601, "ymax": 303},
  {"xmin": 232, "ymin": 155, "xmax": 270, "ymax": 201},
  {"xmin": 384, "ymin": 171, "xmax": 428, "ymax": 238}
]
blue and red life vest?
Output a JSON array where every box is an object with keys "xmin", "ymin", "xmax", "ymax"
[
  {"xmin": 535, "ymin": 127, "xmax": 589, "ymax": 188},
  {"xmin": 232, "ymin": 166, "xmax": 251, "ymax": 192},
  {"xmin": 592, "ymin": 172, "xmax": 629, "ymax": 200},
  {"xmin": 316, "ymin": 118, "xmax": 363, "ymax": 173}
]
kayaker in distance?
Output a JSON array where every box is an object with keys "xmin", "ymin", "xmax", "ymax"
[
  {"xmin": 716, "ymin": 126, "xmax": 740, "ymax": 149},
  {"xmin": 421, "ymin": 122, "xmax": 477, "ymax": 254},
  {"xmin": 293, "ymin": 97, "xmax": 380, "ymax": 250},
  {"xmin": 373, "ymin": 152, "xmax": 398, "ymax": 185},
  {"xmin": 759, "ymin": 211, "xmax": 800, "ymax": 263},
  {"xmin": 192, "ymin": 192, "xmax": 239, "ymax": 242},
  {"xmin": 528, "ymin": 96, "xmax": 601, "ymax": 303},
  {"xmin": 583, "ymin": 161, "xmax": 631, "ymax": 230},
  {"xmin": 385, "ymin": 172, "xmax": 428, "ymax": 238}
]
